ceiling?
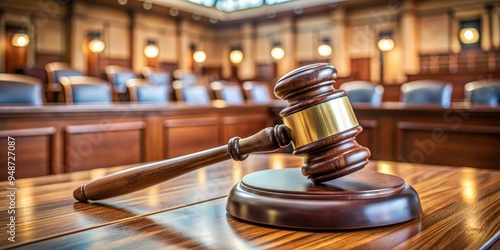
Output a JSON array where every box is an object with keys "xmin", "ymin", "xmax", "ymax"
[
  {"xmin": 152, "ymin": 0, "xmax": 344, "ymax": 21},
  {"xmin": 90, "ymin": 0, "xmax": 389, "ymax": 26}
]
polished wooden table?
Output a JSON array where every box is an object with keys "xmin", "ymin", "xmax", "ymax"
[{"xmin": 1, "ymin": 154, "xmax": 499, "ymax": 249}]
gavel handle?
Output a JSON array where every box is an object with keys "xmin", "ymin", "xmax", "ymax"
[{"xmin": 73, "ymin": 125, "xmax": 290, "ymax": 202}]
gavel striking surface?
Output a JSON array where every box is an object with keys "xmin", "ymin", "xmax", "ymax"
[{"xmin": 226, "ymin": 168, "xmax": 422, "ymax": 229}]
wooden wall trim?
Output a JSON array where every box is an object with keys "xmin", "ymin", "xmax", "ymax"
[
  {"xmin": 0, "ymin": 127, "xmax": 56, "ymax": 137},
  {"xmin": 397, "ymin": 121, "xmax": 500, "ymax": 134},
  {"xmin": 358, "ymin": 120, "xmax": 378, "ymax": 128},
  {"xmin": 222, "ymin": 114, "xmax": 269, "ymax": 124},
  {"xmin": 65, "ymin": 121, "xmax": 146, "ymax": 134},
  {"xmin": 164, "ymin": 117, "xmax": 219, "ymax": 127}
]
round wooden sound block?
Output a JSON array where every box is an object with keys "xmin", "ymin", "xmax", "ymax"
[{"xmin": 226, "ymin": 168, "xmax": 422, "ymax": 230}]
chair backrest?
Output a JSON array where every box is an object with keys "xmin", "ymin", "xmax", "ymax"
[
  {"xmin": 464, "ymin": 80, "xmax": 500, "ymax": 106},
  {"xmin": 60, "ymin": 76, "xmax": 112, "ymax": 104},
  {"xmin": 340, "ymin": 81, "xmax": 384, "ymax": 107},
  {"xmin": 142, "ymin": 67, "xmax": 171, "ymax": 86},
  {"xmin": 172, "ymin": 80, "xmax": 210, "ymax": 105},
  {"xmin": 0, "ymin": 73, "xmax": 44, "ymax": 105},
  {"xmin": 210, "ymin": 81, "xmax": 245, "ymax": 105},
  {"xmin": 105, "ymin": 65, "xmax": 137, "ymax": 94},
  {"xmin": 179, "ymin": 73, "xmax": 198, "ymax": 86},
  {"xmin": 127, "ymin": 78, "xmax": 169, "ymax": 104},
  {"xmin": 45, "ymin": 62, "xmax": 84, "ymax": 84},
  {"xmin": 400, "ymin": 80, "xmax": 453, "ymax": 108},
  {"xmin": 242, "ymin": 81, "xmax": 272, "ymax": 104}
]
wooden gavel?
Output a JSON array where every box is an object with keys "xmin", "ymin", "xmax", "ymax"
[{"xmin": 73, "ymin": 63, "xmax": 371, "ymax": 202}]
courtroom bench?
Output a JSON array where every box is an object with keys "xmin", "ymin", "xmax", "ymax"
[
  {"xmin": 0, "ymin": 102, "xmax": 273, "ymax": 179},
  {"xmin": 2, "ymin": 101, "xmax": 500, "ymax": 179}
]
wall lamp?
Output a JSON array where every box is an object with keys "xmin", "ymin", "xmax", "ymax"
[
  {"xmin": 459, "ymin": 27, "xmax": 479, "ymax": 44},
  {"xmin": 144, "ymin": 39, "xmax": 159, "ymax": 58},
  {"xmin": 191, "ymin": 43, "xmax": 206, "ymax": 63},
  {"xmin": 88, "ymin": 31, "xmax": 105, "ymax": 53},
  {"xmin": 318, "ymin": 37, "xmax": 332, "ymax": 57},
  {"xmin": 378, "ymin": 31, "xmax": 395, "ymax": 52},
  {"xmin": 11, "ymin": 30, "xmax": 30, "ymax": 47},
  {"xmin": 271, "ymin": 41, "xmax": 285, "ymax": 60},
  {"xmin": 229, "ymin": 46, "xmax": 243, "ymax": 64}
]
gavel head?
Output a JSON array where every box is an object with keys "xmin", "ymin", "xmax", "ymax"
[{"xmin": 274, "ymin": 63, "xmax": 371, "ymax": 183}]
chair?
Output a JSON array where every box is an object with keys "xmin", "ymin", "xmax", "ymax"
[
  {"xmin": 464, "ymin": 80, "xmax": 500, "ymax": 106},
  {"xmin": 340, "ymin": 81, "xmax": 384, "ymax": 107},
  {"xmin": 242, "ymin": 81, "xmax": 272, "ymax": 104},
  {"xmin": 46, "ymin": 62, "xmax": 85, "ymax": 84},
  {"xmin": 105, "ymin": 65, "xmax": 137, "ymax": 101},
  {"xmin": 0, "ymin": 73, "xmax": 44, "ymax": 105},
  {"xmin": 172, "ymin": 80, "xmax": 210, "ymax": 105},
  {"xmin": 60, "ymin": 76, "xmax": 112, "ymax": 104},
  {"xmin": 142, "ymin": 67, "xmax": 171, "ymax": 86},
  {"xmin": 127, "ymin": 78, "xmax": 169, "ymax": 104},
  {"xmin": 210, "ymin": 80, "xmax": 245, "ymax": 105},
  {"xmin": 45, "ymin": 62, "xmax": 85, "ymax": 101},
  {"xmin": 400, "ymin": 80, "xmax": 453, "ymax": 108},
  {"xmin": 173, "ymin": 70, "xmax": 198, "ymax": 86}
]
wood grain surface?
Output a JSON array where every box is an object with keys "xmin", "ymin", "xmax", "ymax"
[{"xmin": 0, "ymin": 154, "xmax": 499, "ymax": 249}]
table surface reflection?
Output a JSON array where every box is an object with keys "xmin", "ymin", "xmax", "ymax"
[{"xmin": 1, "ymin": 154, "xmax": 499, "ymax": 249}]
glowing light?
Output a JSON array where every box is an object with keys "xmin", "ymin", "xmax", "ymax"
[
  {"xmin": 271, "ymin": 47, "xmax": 285, "ymax": 60},
  {"xmin": 11, "ymin": 33, "xmax": 29, "ymax": 47},
  {"xmin": 144, "ymin": 40, "xmax": 159, "ymax": 58},
  {"xmin": 460, "ymin": 28, "xmax": 479, "ymax": 44},
  {"xmin": 88, "ymin": 32, "xmax": 105, "ymax": 53},
  {"xmin": 378, "ymin": 38, "xmax": 395, "ymax": 52},
  {"xmin": 193, "ymin": 50, "xmax": 207, "ymax": 63},
  {"xmin": 88, "ymin": 39, "xmax": 105, "ymax": 53},
  {"xmin": 318, "ymin": 44, "xmax": 332, "ymax": 57},
  {"xmin": 229, "ymin": 49, "xmax": 243, "ymax": 64}
]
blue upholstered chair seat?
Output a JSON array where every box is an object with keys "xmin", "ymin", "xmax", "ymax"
[
  {"xmin": 113, "ymin": 72, "xmax": 137, "ymax": 93},
  {"xmin": 465, "ymin": 81, "xmax": 500, "ymax": 106},
  {"xmin": 135, "ymin": 84, "xmax": 169, "ymax": 103},
  {"xmin": 221, "ymin": 85, "xmax": 245, "ymax": 105},
  {"xmin": 251, "ymin": 85, "xmax": 271, "ymax": 104},
  {"xmin": 0, "ymin": 74, "xmax": 44, "ymax": 105},
  {"xmin": 340, "ymin": 81, "xmax": 384, "ymax": 107},
  {"xmin": 71, "ymin": 84, "xmax": 112, "ymax": 104},
  {"xmin": 60, "ymin": 76, "xmax": 112, "ymax": 104},
  {"xmin": 54, "ymin": 70, "xmax": 84, "ymax": 82},
  {"xmin": 400, "ymin": 80, "xmax": 453, "ymax": 108},
  {"xmin": 182, "ymin": 85, "xmax": 210, "ymax": 104},
  {"xmin": 147, "ymin": 73, "xmax": 171, "ymax": 86}
]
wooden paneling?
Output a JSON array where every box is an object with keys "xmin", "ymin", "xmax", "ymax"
[
  {"xmin": 351, "ymin": 58, "xmax": 371, "ymax": 81},
  {"xmin": 65, "ymin": 121, "xmax": 145, "ymax": 172},
  {"xmin": 35, "ymin": 53, "xmax": 66, "ymax": 69},
  {"xmin": 397, "ymin": 122, "xmax": 500, "ymax": 169},
  {"xmin": 221, "ymin": 114, "xmax": 269, "ymax": 144},
  {"xmin": 357, "ymin": 120, "xmax": 379, "ymax": 159},
  {"xmin": 0, "ymin": 127, "xmax": 55, "ymax": 178},
  {"xmin": 163, "ymin": 117, "xmax": 220, "ymax": 158},
  {"xmin": 1, "ymin": 103, "xmax": 499, "ymax": 178},
  {"xmin": 255, "ymin": 63, "xmax": 276, "ymax": 81}
]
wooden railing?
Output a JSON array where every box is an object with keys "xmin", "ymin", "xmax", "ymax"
[{"xmin": 1, "ymin": 101, "xmax": 499, "ymax": 179}]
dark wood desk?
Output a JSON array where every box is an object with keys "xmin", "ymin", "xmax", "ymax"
[{"xmin": 1, "ymin": 154, "xmax": 498, "ymax": 249}]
